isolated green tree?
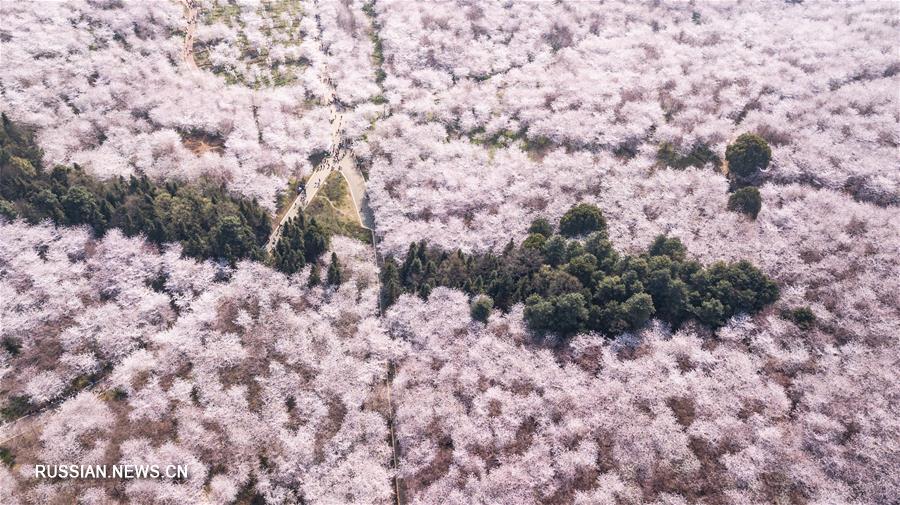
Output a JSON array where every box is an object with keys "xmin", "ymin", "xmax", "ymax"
[
  {"xmin": 727, "ymin": 187, "xmax": 763, "ymax": 219},
  {"xmin": 781, "ymin": 306, "xmax": 816, "ymax": 330},
  {"xmin": 327, "ymin": 252, "xmax": 343, "ymax": 286},
  {"xmin": 559, "ymin": 203, "xmax": 606, "ymax": 237},
  {"xmin": 726, "ymin": 133, "xmax": 771, "ymax": 181},
  {"xmin": 528, "ymin": 217, "xmax": 554, "ymax": 237},
  {"xmin": 470, "ymin": 295, "xmax": 494, "ymax": 323}
]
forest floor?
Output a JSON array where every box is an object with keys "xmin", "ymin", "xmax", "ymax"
[{"xmin": 181, "ymin": 131, "xmax": 225, "ymax": 155}]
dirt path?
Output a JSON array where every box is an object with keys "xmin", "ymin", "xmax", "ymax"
[
  {"xmin": 179, "ymin": 3, "xmax": 395, "ymax": 500},
  {"xmin": 177, "ymin": 0, "xmax": 368, "ymax": 250},
  {"xmin": 179, "ymin": 0, "xmax": 199, "ymax": 71},
  {"xmin": 265, "ymin": 158, "xmax": 338, "ymax": 251},
  {"xmin": 266, "ymin": 80, "xmax": 372, "ymax": 252},
  {"xmin": 264, "ymin": 136, "xmax": 363, "ymax": 252}
]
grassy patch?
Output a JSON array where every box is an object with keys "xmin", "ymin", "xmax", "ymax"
[
  {"xmin": 306, "ymin": 172, "xmax": 372, "ymax": 244},
  {"xmin": 0, "ymin": 447, "xmax": 14, "ymax": 467}
]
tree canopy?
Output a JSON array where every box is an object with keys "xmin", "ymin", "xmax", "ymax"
[
  {"xmin": 728, "ymin": 186, "xmax": 763, "ymax": 219},
  {"xmin": 726, "ymin": 133, "xmax": 772, "ymax": 182},
  {"xmin": 384, "ymin": 204, "xmax": 779, "ymax": 338},
  {"xmin": 558, "ymin": 203, "xmax": 607, "ymax": 237},
  {"xmin": 1, "ymin": 116, "xmax": 274, "ymax": 266}
]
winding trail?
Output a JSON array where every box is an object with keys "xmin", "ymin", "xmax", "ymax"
[
  {"xmin": 179, "ymin": 3, "xmax": 397, "ymax": 503},
  {"xmin": 265, "ymin": 72, "xmax": 374, "ymax": 250},
  {"xmin": 179, "ymin": 0, "xmax": 199, "ymax": 71}
]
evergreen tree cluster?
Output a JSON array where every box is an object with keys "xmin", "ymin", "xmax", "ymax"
[
  {"xmin": 381, "ymin": 204, "xmax": 779, "ymax": 338},
  {"xmin": 1, "ymin": 114, "xmax": 270, "ymax": 265},
  {"xmin": 270, "ymin": 214, "xmax": 329, "ymax": 275}
]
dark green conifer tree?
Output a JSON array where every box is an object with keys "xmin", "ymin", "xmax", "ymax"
[{"xmin": 326, "ymin": 252, "xmax": 343, "ymax": 286}]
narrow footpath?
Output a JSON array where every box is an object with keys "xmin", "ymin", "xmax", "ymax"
[
  {"xmin": 265, "ymin": 87, "xmax": 373, "ymax": 251},
  {"xmin": 179, "ymin": 0, "xmax": 199, "ymax": 71},
  {"xmin": 180, "ymin": 3, "xmax": 398, "ymax": 503}
]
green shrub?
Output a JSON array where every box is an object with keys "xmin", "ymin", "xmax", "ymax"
[
  {"xmin": 657, "ymin": 142, "xmax": 720, "ymax": 170},
  {"xmin": 559, "ymin": 203, "xmax": 606, "ymax": 237},
  {"xmin": 781, "ymin": 306, "xmax": 816, "ymax": 330},
  {"xmin": 726, "ymin": 133, "xmax": 771, "ymax": 181},
  {"xmin": 1, "ymin": 337, "xmax": 21, "ymax": 356},
  {"xmin": 0, "ymin": 447, "xmax": 14, "ymax": 467},
  {"xmin": 728, "ymin": 187, "xmax": 763, "ymax": 219},
  {"xmin": 528, "ymin": 217, "xmax": 553, "ymax": 237},
  {"xmin": 470, "ymin": 295, "xmax": 494, "ymax": 323},
  {"xmin": 522, "ymin": 233, "xmax": 547, "ymax": 250}
]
